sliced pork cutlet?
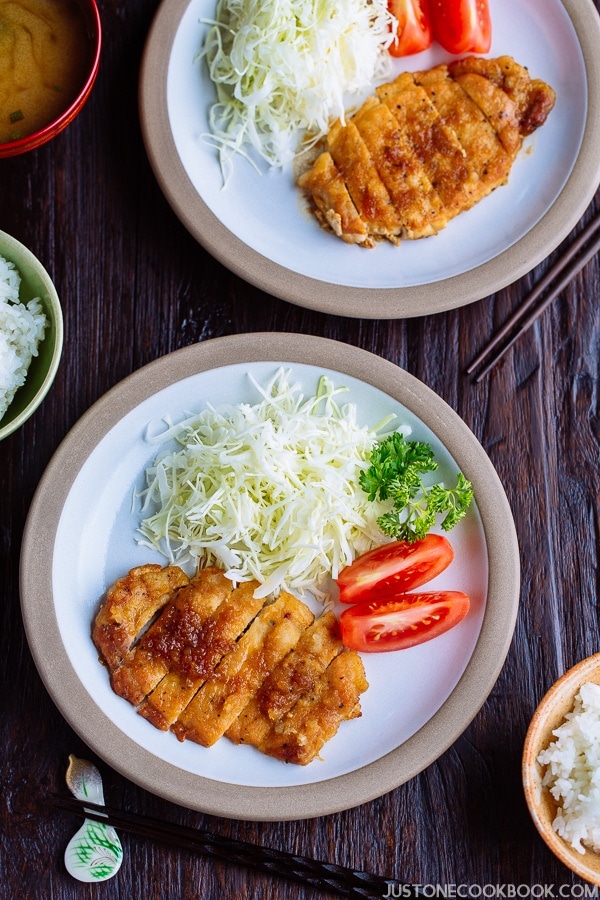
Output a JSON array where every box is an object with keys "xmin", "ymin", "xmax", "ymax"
[
  {"xmin": 297, "ymin": 57, "xmax": 554, "ymax": 247},
  {"xmin": 92, "ymin": 563, "xmax": 190, "ymax": 672},
  {"xmin": 258, "ymin": 650, "xmax": 369, "ymax": 766},
  {"xmin": 448, "ymin": 70, "xmax": 522, "ymax": 157},
  {"xmin": 172, "ymin": 592, "xmax": 315, "ymax": 747},
  {"xmin": 138, "ymin": 580, "xmax": 267, "ymax": 731},
  {"xmin": 376, "ymin": 74, "xmax": 478, "ymax": 225},
  {"xmin": 412, "ymin": 65, "xmax": 513, "ymax": 203},
  {"xmin": 326, "ymin": 117, "xmax": 403, "ymax": 241},
  {"xmin": 109, "ymin": 566, "xmax": 234, "ymax": 706},
  {"xmin": 297, "ymin": 152, "xmax": 373, "ymax": 247},
  {"xmin": 227, "ymin": 610, "xmax": 343, "ymax": 747},
  {"xmin": 447, "ymin": 56, "xmax": 556, "ymax": 137},
  {"xmin": 350, "ymin": 96, "xmax": 444, "ymax": 238}
]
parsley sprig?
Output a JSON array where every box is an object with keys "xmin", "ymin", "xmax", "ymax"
[{"xmin": 360, "ymin": 432, "xmax": 473, "ymax": 542}]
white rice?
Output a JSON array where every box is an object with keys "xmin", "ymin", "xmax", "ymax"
[
  {"xmin": 0, "ymin": 253, "xmax": 47, "ymax": 422},
  {"xmin": 538, "ymin": 681, "xmax": 600, "ymax": 854}
]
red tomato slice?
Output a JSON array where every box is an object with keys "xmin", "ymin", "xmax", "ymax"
[
  {"xmin": 388, "ymin": 0, "xmax": 432, "ymax": 57},
  {"xmin": 336, "ymin": 534, "xmax": 454, "ymax": 604},
  {"xmin": 429, "ymin": 0, "xmax": 491, "ymax": 54},
  {"xmin": 340, "ymin": 591, "xmax": 470, "ymax": 652}
]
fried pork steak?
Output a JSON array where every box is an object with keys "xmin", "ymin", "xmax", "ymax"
[
  {"xmin": 298, "ymin": 56, "xmax": 556, "ymax": 247},
  {"xmin": 93, "ymin": 564, "xmax": 368, "ymax": 765}
]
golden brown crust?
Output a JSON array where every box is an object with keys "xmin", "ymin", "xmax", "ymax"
[
  {"xmin": 93, "ymin": 566, "xmax": 369, "ymax": 765},
  {"xmin": 91, "ymin": 563, "xmax": 190, "ymax": 671},
  {"xmin": 352, "ymin": 96, "xmax": 443, "ymax": 238},
  {"xmin": 226, "ymin": 610, "xmax": 343, "ymax": 746},
  {"xmin": 258, "ymin": 651, "xmax": 369, "ymax": 766},
  {"xmin": 327, "ymin": 118, "xmax": 403, "ymax": 238},
  {"xmin": 297, "ymin": 152, "xmax": 373, "ymax": 246},
  {"xmin": 171, "ymin": 592, "xmax": 315, "ymax": 746},
  {"xmin": 137, "ymin": 579, "xmax": 264, "ymax": 729},
  {"xmin": 297, "ymin": 56, "xmax": 555, "ymax": 247}
]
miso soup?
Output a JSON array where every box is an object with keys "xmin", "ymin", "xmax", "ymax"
[{"xmin": 0, "ymin": 0, "xmax": 92, "ymax": 143}]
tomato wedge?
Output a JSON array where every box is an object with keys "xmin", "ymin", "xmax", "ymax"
[
  {"xmin": 429, "ymin": 0, "xmax": 491, "ymax": 54},
  {"xmin": 388, "ymin": 0, "xmax": 432, "ymax": 57},
  {"xmin": 336, "ymin": 534, "xmax": 454, "ymax": 604},
  {"xmin": 340, "ymin": 591, "xmax": 470, "ymax": 652}
]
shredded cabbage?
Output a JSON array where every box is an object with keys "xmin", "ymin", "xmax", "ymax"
[
  {"xmin": 137, "ymin": 369, "xmax": 397, "ymax": 601},
  {"xmin": 199, "ymin": 0, "xmax": 395, "ymax": 180}
]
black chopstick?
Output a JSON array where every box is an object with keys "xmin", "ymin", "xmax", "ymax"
[
  {"xmin": 52, "ymin": 795, "xmax": 420, "ymax": 898},
  {"xmin": 466, "ymin": 208, "xmax": 600, "ymax": 382}
]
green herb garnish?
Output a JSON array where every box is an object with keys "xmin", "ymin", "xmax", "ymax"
[
  {"xmin": 360, "ymin": 432, "xmax": 474, "ymax": 542},
  {"xmin": 9, "ymin": 109, "xmax": 24, "ymax": 123}
]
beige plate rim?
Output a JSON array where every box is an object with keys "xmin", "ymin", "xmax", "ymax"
[
  {"xmin": 20, "ymin": 334, "xmax": 520, "ymax": 820},
  {"xmin": 138, "ymin": 0, "xmax": 600, "ymax": 319}
]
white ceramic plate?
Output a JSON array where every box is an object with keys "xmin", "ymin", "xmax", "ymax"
[
  {"xmin": 21, "ymin": 334, "xmax": 520, "ymax": 819},
  {"xmin": 140, "ymin": 0, "xmax": 600, "ymax": 317}
]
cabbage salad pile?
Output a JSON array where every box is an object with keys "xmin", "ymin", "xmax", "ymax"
[
  {"xmin": 199, "ymin": 0, "xmax": 395, "ymax": 179},
  {"xmin": 138, "ymin": 369, "xmax": 396, "ymax": 601}
]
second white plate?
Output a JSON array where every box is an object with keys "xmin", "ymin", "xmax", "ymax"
[
  {"xmin": 140, "ymin": 0, "xmax": 600, "ymax": 317},
  {"xmin": 21, "ymin": 334, "xmax": 520, "ymax": 820}
]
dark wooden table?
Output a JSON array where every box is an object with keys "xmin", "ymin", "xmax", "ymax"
[{"xmin": 2, "ymin": 1, "xmax": 600, "ymax": 897}]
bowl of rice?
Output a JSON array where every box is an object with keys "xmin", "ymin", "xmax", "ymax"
[
  {"xmin": 0, "ymin": 231, "xmax": 63, "ymax": 440},
  {"xmin": 523, "ymin": 653, "xmax": 600, "ymax": 884}
]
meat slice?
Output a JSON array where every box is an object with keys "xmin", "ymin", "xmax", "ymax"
[
  {"xmin": 327, "ymin": 118, "xmax": 403, "ymax": 240},
  {"xmin": 413, "ymin": 64, "xmax": 513, "ymax": 199},
  {"xmin": 258, "ymin": 650, "xmax": 369, "ymax": 765},
  {"xmin": 297, "ymin": 152, "xmax": 373, "ymax": 246},
  {"xmin": 92, "ymin": 563, "xmax": 189, "ymax": 671},
  {"xmin": 375, "ymin": 77, "xmax": 478, "ymax": 224},
  {"xmin": 95, "ymin": 565, "xmax": 370, "ymax": 764},
  {"xmin": 138, "ymin": 580, "xmax": 267, "ymax": 730},
  {"xmin": 227, "ymin": 610, "xmax": 343, "ymax": 747},
  {"xmin": 351, "ymin": 96, "xmax": 444, "ymax": 238},
  {"xmin": 172, "ymin": 592, "xmax": 315, "ymax": 747},
  {"xmin": 108, "ymin": 566, "xmax": 234, "ymax": 706},
  {"xmin": 447, "ymin": 55, "xmax": 556, "ymax": 136},
  {"xmin": 450, "ymin": 71, "xmax": 521, "ymax": 156}
]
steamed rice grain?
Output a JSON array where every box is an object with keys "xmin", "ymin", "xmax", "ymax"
[
  {"xmin": 538, "ymin": 681, "xmax": 600, "ymax": 854},
  {"xmin": 0, "ymin": 253, "xmax": 47, "ymax": 422}
]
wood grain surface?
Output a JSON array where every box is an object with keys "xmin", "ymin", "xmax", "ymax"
[{"xmin": 2, "ymin": 1, "xmax": 600, "ymax": 897}]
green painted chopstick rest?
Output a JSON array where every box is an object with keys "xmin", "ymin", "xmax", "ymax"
[{"xmin": 63, "ymin": 754, "xmax": 123, "ymax": 882}]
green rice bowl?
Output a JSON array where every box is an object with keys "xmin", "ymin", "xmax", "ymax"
[
  {"xmin": 0, "ymin": 253, "xmax": 48, "ymax": 421},
  {"xmin": 0, "ymin": 231, "xmax": 62, "ymax": 439}
]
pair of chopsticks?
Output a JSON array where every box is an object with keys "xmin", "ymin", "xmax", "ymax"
[
  {"xmin": 467, "ymin": 208, "xmax": 600, "ymax": 382},
  {"xmin": 52, "ymin": 795, "xmax": 421, "ymax": 898}
]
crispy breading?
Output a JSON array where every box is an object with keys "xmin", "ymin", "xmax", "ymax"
[
  {"xmin": 298, "ymin": 56, "xmax": 555, "ymax": 247},
  {"xmin": 227, "ymin": 610, "xmax": 343, "ymax": 747},
  {"xmin": 92, "ymin": 563, "xmax": 189, "ymax": 671},
  {"xmin": 413, "ymin": 64, "xmax": 513, "ymax": 198},
  {"xmin": 94, "ymin": 565, "xmax": 369, "ymax": 764},
  {"xmin": 137, "ymin": 580, "xmax": 266, "ymax": 730},
  {"xmin": 109, "ymin": 567, "xmax": 234, "ymax": 706},
  {"xmin": 351, "ymin": 96, "xmax": 443, "ymax": 238},
  {"xmin": 297, "ymin": 152, "xmax": 373, "ymax": 247},
  {"xmin": 447, "ymin": 55, "xmax": 556, "ymax": 135},
  {"xmin": 327, "ymin": 117, "xmax": 403, "ymax": 240},
  {"xmin": 172, "ymin": 592, "xmax": 315, "ymax": 747},
  {"xmin": 374, "ymin": 81, "xmax": 478, "ymax": 225},
  {"xmin": 258, "ymin": 650, "xmax": 369, "ymax": 766}
]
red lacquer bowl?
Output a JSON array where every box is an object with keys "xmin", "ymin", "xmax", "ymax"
[{"xmin": 0, "ymin": 0, "xmax": 102, "ymax": 158}]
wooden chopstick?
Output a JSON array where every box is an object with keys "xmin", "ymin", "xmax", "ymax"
[
  {"xmin": 466, "ymin": 208, "xmax": 600, "ymax": 382},
  {"xmin": 52, "ymin": 795, "xmax": 420, "ymax": 898}
]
